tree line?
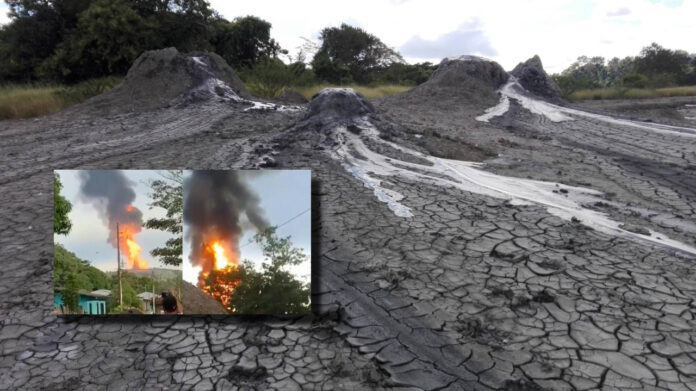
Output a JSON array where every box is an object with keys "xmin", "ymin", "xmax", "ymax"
[
  {"xmin": 552, "ymin": 43, "xmax": 696, "ymax": 96},
  {"xmin": 1, "ymin": 1, "xmax": 434, "ymax": 91}
]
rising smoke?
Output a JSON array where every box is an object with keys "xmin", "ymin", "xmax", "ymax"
[
  {"xmin": 183, "ymin": 171, "xmax": 269, "ymax": 277},
  {"xmin": 78, "ymin": 170, "xmax": 144, "ymax": 247}
]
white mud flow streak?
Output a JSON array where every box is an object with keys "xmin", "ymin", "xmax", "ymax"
[
  {"xmin": 475, "ymin": 95, "xmax": 509, "ymax": 122},
  {"xmin": 329, "ymin": 118, "xmax": 696, "ymax": 256},
  {"xmin": 188, "ymin": 57, "xmax": 304, "ymax": 113},
  {"xmin": 478, "ymin": 78, "xmax": 696, "ymax": 138}
]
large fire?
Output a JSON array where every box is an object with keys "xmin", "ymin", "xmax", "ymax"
[
  {"xmin": 198, "ymin": 239, "xmax": 240, "ymax": 309},
  {"xmin": 119, "ymin": 206, "xmax": 147, "ymax": 269}
]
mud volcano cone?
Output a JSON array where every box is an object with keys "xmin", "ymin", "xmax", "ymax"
[
  {"xmin": 381, "ymin": 55, "xmax": 509, "ymax": 114},
  {"xmin": 510, "ymin": 55, "xmax": 563, "ymax": 102},
  {"xmin": 69, "ymin": 47, "xmax": 251, "ymax": 115}
]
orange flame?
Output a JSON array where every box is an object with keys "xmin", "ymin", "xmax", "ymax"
[
  {"xmin": 211, "ymin": 242, "xmax": 229, "ymax": 269},
  {"xmin": 197, "ymin": 239, "xmax": 239, "ymax": 310},
  {"xmin": 119, "ymin": 205, "xmax": 147, "ymax": 269}
]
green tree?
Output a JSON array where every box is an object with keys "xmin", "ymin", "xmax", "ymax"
[
  {"xmin": 144, "ymin": 170, "xmax": 182, "ymax": 266},
  {"xmin": 0, "ymin": 0, "xmax": 91, "ymax": 81},
  {"xmin": 40, "ymin": 0, "xmax": 156, "ymax": 81},
  {"xmin": 54, "ymin": 172, "xmax": 72, "ymax": 235},
  {"xmin": 202, "ymin": 228, "xmax": 310, "ymax": 314},
  {"xmin": 210, "ymin": 15, "xmax": 283, "ymax": 70},
  {"xmin": 635, "ymin": 43, "xmax": 689, "ymax": 78},
  {"xmin": 54, "ymin": 244, "xmax": 111, "ymax": 291},
  {"xmin": 311, "ymin": 23, "xmax": 404, "ymax": 84},
  {"xmin": 149, "ymin": 0, "xmax": 214, "ymax": 52},
  {"xmin": 63, "ymin": 273, "xmax": 80, "ymax": 313},
  {"xmin": 622, "ymin": 73, "xmax": 649, "ymax": 88}
]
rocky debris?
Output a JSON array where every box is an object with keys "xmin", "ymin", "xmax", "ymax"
[
  {"xmin": 510, "ymin": 55, "xmax": 562, "ymax": 101},
  {"xmin": 275, "ymin": 89, "xmax": 308, "ymax": 105}
]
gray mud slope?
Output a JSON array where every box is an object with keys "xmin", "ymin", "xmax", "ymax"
[{"xmin": 2, "ymin": 51, "xmax": 696, "ymax": 391}]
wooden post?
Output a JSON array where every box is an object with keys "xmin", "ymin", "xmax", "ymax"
[{"xmin": 117, "ymin": 222, "xmax": 122, "ymax": 310}]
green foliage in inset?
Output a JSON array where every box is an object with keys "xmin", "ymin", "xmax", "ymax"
[
  {"xmin": 63, "ymin": 273, "xmax": 80, "ymax": 312},
  {"xmin": 54, "ymin": 244, "xmax": 111, "ymax": 291},
  {"xmin": 144, "ymin": 170, "xmax": 183, "ymax": 266},
  {"xmin": 53, "ymin": 172, "xmax": 72, "ymax": 235}
]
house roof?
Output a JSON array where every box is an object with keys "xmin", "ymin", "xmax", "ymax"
[
  {"xmin": 77, "ymin": 289, "xmax": 111, "ymax": 298},
  {"xmin": 91, "ymin": 289, "xmax": 112, "ymax": 297},
  {"xmin": 137, "ymin": 292, "xmax": 158, "ymax": 301}
]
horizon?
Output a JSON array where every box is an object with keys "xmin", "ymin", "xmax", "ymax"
[{"xmin": 1, "ymin": 0, "xmax": 694, "ymax": 74}]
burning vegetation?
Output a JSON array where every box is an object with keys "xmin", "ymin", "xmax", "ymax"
[{"xmin": 183, "ymin": 171, "xmax": 269, "ymax": 308}]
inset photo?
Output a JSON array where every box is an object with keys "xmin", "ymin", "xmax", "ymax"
[
  {"xmin": 182, "ymin": 170, "xmax": 311, "ymax": 315},
  {"xmin": 53, "ymin": 170, "xmax": 183, "ymax": 315}
]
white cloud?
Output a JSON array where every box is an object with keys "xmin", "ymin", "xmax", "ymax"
[
  {"xmin": 400, "ymin": 19, "xmax": 497, "ymax": 60},
  {"xmin": 606, "ymin": 7, "xmax": 632, "ymax": 16}
]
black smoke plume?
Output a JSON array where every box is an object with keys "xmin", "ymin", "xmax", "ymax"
[
  {"xmin": 183, "ymin": 171, "xmax": 269, "ymax": 277},
  {"xmin": 78, "ymin": 170, "xmax": 144, "ymax": 248}
]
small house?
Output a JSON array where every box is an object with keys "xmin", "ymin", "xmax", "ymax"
[
  {"xmin": 54, "ymin": 288, "xmax": 111, "ymax": 315},
  {"xmin": 137, "ymin": 292, "xmax": 158, "ymax": 314}
]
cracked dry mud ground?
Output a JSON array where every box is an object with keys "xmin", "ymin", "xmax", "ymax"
[{"xmin": 2, "ymin": 79, "xmax": 696, "ymax": 390}]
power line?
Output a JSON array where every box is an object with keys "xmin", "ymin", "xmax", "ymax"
[{"xmin": 239, "ymin": 207, "xmax": 311, "ymax": 248}]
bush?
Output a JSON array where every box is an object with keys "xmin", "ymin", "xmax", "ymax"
[
  {"xmin": 55, "ymin": 76, "xmax": 122, "ymax": 104},
  {"xmin": 552, "ymin": 75, "xmax": 599, "ymax": 98},
  {"xmin": 621, "ymin": 73, "xmax": 648, "ymax": 88},
  {"xmin": 239, "ymin": 58, "xmax": 294, "ymax": 98}
]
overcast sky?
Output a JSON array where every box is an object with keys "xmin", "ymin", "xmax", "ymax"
[
  {"xmin": 212, "ymin": 0, "xmax": 694, "ymax": 73},
  {"xmin": 1, "ymin": 0, "xmax": 692, "ymax": 73},
  {"xmin": 182, "ymin": 170, "xmax": 311, "ymax": 286}
]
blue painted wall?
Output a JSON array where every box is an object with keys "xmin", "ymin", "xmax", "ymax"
[{"xmin": 54, "ymin": 293, "xmax": 106, "ymax": 314}]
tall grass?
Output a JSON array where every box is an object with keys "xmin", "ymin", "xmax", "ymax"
[
  {"xmin": 0, "ymin": 77, "xmax": 121, "ymax": 120},
  {"xmin": 0, "ymin": 86, "xmax": 65, "ymax": 120},
  {"xmin": 569, "ymin": 85, "xmax": 696, "ymax": 101},
  {"xmin": 292, "ymin": 84, "xmax": 413, "ymax": 100}
]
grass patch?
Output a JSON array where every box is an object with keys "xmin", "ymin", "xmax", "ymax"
[
  {"xmin": 292, "ymin": 84, "xmax": 413, "ymax": 100},
  {"xmin": 0, "ymin": 77, "xmax": 121, "ymax": 120},
  {"xmin": 0, "ymin": 86, "xmax": 64, "ymax": 120},
  {"xmin": 569, "ymin": 85, "xmax": 696, "ymax": 101}
]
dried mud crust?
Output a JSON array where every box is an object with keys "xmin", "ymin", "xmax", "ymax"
[
  {"xmin": 1, "ymin": 70, "xmax": 696, "ymax": 390},
  {"xmin": 571, "ymin": 96, "xmax": 696, "ymax": 128}
]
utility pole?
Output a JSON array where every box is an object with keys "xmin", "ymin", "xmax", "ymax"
[
  {"xmin": 117, "ymin": 222, "xmax": 122, "ymax": 311},
  {"xmin": 152, "ymin": 269, "xmax": 155, "ymax": 314}
]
